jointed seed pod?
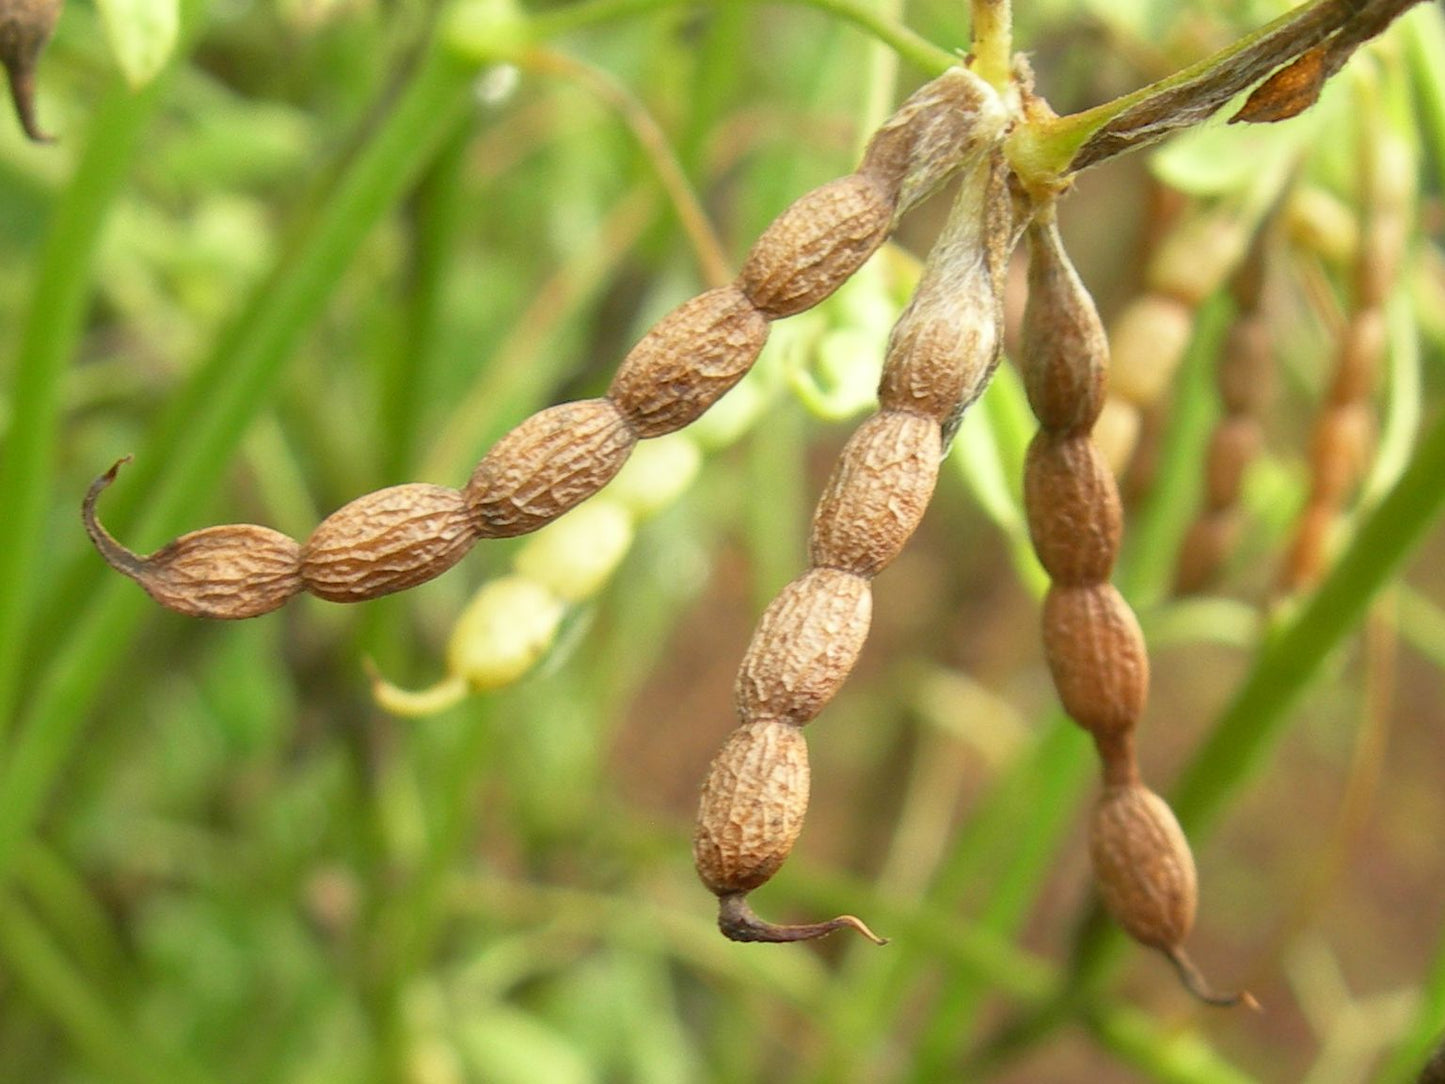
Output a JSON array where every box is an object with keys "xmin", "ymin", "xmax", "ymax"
[
  {"xmin": 0, "ymin": 0, "xmax": 61, "ymax": 142},
  {"xmin": 1023, "ymin": 434, "xmax": 1122, "ymax": 587},
  {"xmin": 607, "ymin": 286, "xmax": 770, "ymax": 438},
  {"xmin": 84, "ymin": 460, "xmax": 304, "ymax": 620},
  {"xmin": 693, "ymin": 718, "xmax": 883, "ymax": 943},
  {"xmin": 465, "ymin": 398, "xmax": 637, "ymax": 538},
  {"xmin": 738, "ymin": 174, "xmax": 894, "ymax": 320},
  {"xmin": 809, "ymin": 411, "xmax": 941, "ymax": 577},
  {"xmin": 735, "ymin": 569, "xmax": 872, "ymax": 726},
  {"xmin": 301, "ymin": 484, "xmax": 477, "ymax": 603},
  {"xmin": 1090, "ymin": 785, "xmax": 1255, "ymax": 1008}
]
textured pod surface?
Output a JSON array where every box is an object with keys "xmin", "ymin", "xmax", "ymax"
[
  {"xmin": 1023, "ymin": 433, "xmax": 1122, "ymax": 586},
  {"xmin": 736, "ymin": 568, "xmax": 872, "ymax": 725},
  {"xmin": 738, "ymin": 174, "xmax": 893, "ymax": 320},
  {"xmin": 83, "ymin": 460, "xmax": 303, "ymax": 619},
  {"xmin": 608, "ymin": 286, "xmax": 770, "ymax": 437},
  {"xmin": 859, "ymin": 66, "xmax": 1006, "ymax": 213},
  {"xmin": 466, "ymin": 399, "xmax": 637, "ymax": 538},
  {"xmin": 0, "ymin": 0, "xmax": 61, "ymax": 141},
  {"xmin": 302, "ymin": 484, "xmax": 476, "ymax": 602},
  {"xmin": 1042, "ymin": 583, "xmax": 1149, "ymax": 742},
  {"xmin": 693, "ymin": 719, "xmax": 809, "ymax": 896},
  {"xmin": 1090, "ymin": 784, "xmax": 1197, "ymax": 951},
  {"xmin": 810, "ymin": 411, "xmax": 941, "ymax": 577},
  {"xmin": 1021, "ymin": 218, "xmax": 1109, "ymax": 435}
]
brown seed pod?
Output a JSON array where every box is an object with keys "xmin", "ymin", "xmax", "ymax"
[
  {"xmin": 736, "ymin": 569, "xmax": 872, "ymax": 726},
  {"xmin": 1090, "ymin": 784, "xmax": 1254, "ymax": 1008},
  {"xmin": 607, "ymin": 285, "xmax": 770, "ymax": 438},
  {"xmin": 859, "ymin": 66, "xmax": 1007, "ymax": 214},
  {"xmin": 465, "ymin": 398, "xmax": 637, "ymax": 538},
  {"xmin": 302, "ymin": 483, "xmax": 477, "ymax": 603},
  {"xmin": 1020, "ymin": 217, "xmax": 1109, "ymax": 435},
  {"xmin": 1217, "ymin": 315, "xmax": 1272, "ymax": 415},
  {"xmin": 738, "ymin": 173, "xmax": 893, "ymax": 320},
  {"xmin": 809, "ymin": 411, "xmax": 941, "ymax": 577},
  {"xmin": 1174, "ymin": 511, "xmax": 1240, "ymax": 596},
  {"xmin": 693, "ymin": 718, "xmax": 883, "ymax": 944},
  {"xmin": 1041, "ymin": 583, "xmax": 1149, "ymax": 756},
  {"xmin": 0, "ymin": 0, "xmax": 62, "ymax": 142},
  {"xmin": 1327, "ymin": 306, "xmax": 1385, "ymax": 407},
  {"xmin": 84, "ymin": 458, "xmax": 303, "ymax": 619},
  {"xmin": 1309, "ymin": 401, "xmax": 1374, "ymax": 507},
  {"xmin": 1023, "ymin": 433, "xmax": 1123, "ymax": 587},
  {"xmin": 877, "ymin": 153, "xmax": 1009, "ymax": 430},
  {"xmin": 1203, "ymin": 416, "xmax": 1263, "ymax": 510}
]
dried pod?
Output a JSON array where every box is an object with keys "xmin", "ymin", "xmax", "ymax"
[
  {"xmin": 1023, "ymin": 433, "xmax": 1123, "ymax": 587},
  {"xmin": 1309, "ymin": 401, "xmax": 1374, "ymax": 506},
  {"xmin": 1107, "ymin": 295, "xmax": 1194, "ymax": 407},
  {"xmin": 1091, "ymin": 784, "xmax": 1254, "ymax": 1008},
  {"xmin": 693, "ymin": 718, "xmax": 883, "ymax": 944},
  {"xmin": 1204, "ymin": 416, "xmax": 1263, "ymax": 510},
  {"xmin": 1175, "ymin": 512, "xmax": 1239, "ymax": 596},
  {"xmin": 738, "ymin": 173, "xmax": 893, "ymax": 320},
  {"xmin": 1041, "ymin": 583, "xmax": 1148, "ymax": 754},
  {"xmin": 466, "ymin": 398, "xmax": 637, "ymax": 538},
  {"xmin": 84, "ymin": 459, "xmax": 303, "ymax": 619},
  {"xmin": 810, "ymin": 411, "xmax": 941, "ymax": 577},
  {"xmin": 1146, "ymin": 212, "xmax": 1250, "ymax": 308},
  {"xmin": 1281, "ymin": 501, "xmax": 1334, "ymax": 593},
  {"xmin": 1020, "ymin": 217, "xmax": 1109, "ymax": 435},
  {"xmin": 858, "ymin": 66, "xmax": 1007, "ymax": 213},
  {"xmin": 1217, "ymin": 316, "xmax": 1272, "ymax": 415},
  {"xmin": 302, "ymin": 484, "xmax": 477, "ymax": 603},
  {"xmin": 1, "ymin": 0, "xmax": 62, "ymax": 142},
  {"xmin": 736, "ymin": 568, "xmax": 872, "ymax": 726},
  {"xmin": 607, "ymin": 286, "xmax": 770, "ymax": 437},
  {"xmin": 1328, "ymin": 307, "xmax": 1385, "ymax": 407},
  {"xmin": 877, "ymin": 155, "xmax": 1007, "ymax": 428}
]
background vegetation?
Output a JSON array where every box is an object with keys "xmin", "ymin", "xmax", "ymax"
[{"xmin": 2, "ymin": 0, "xmax": 1445, "ymax": 1080}]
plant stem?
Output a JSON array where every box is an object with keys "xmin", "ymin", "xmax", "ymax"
[
  {"xmin": 529, "ymin": 0, "xmax": 958, "ymax": 76},
  {"xmin": 969, "ymin": 0, "xmax": 1011, "ymax": 92},
  {"xmin": 0, "ymin": 38, "xmax": 478, "ymax": 897}
]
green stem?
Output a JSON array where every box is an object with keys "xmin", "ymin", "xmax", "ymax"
[
  {"xmin": 0, "ymin": 39, "xmax": 478, "ymax": 896},
  {"xmin": 0, "ymin": 76, "xmax": 168, "ymax": 741},
  {"xmin": 529, "ymin": 0, "xmax": 958, "ymax": 76},
  {"xmin": 0, "ymin": 891, "xmax": 218, "ymax": 1084},
  {"xmin": 969, "ymin": 0, "xmax": 1012, "ymax": 91}
]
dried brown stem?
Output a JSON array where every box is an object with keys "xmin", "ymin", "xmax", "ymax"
[
  {"xmin": 1166, "ymin": 946, "xmax": 1261, "ymax": 1011},
  {"xmin": 716, "ymin": 893, "xmax": 887, "ymax": 945}
]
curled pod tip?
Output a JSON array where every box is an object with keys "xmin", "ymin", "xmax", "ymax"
[
  {"xmin": 717, "ymin": 892, "xmax": 887, "ymax": 945},
  {"xmin": 84, "ymin": 457, "xmax": 305, "ymax": 620},
  {"xmin": 1166, "ymin": 946, "xmax": 1261, "ymax": 1011},
  {"xmin": 1, "ymin": 0, "xmax": 63, "ymax": 142}
]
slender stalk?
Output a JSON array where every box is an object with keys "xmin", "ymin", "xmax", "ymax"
[
  {"xmin": 528, "ymin": 0, "xmax": 958, "ymax": 76},
  {"xmin": 969, "ymin": 0, "xmax": 1012, "ymax": 92},
  {"xmin": 0, "ymin": 38, "xmax": 479, "ymax": 896},
  {"xmin": 0, "ymin": 892, "xmax": 219, "ymax": 1084},
  {"xmin": 0, "ymin": 77, "xmax": 168, "ymax": 739}
]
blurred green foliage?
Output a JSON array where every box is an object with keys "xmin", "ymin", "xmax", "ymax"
[{"xmin": 2, "ymin": 1, "xmax": 1445, "ymax": 1081}]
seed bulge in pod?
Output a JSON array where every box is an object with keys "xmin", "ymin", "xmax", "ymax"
[
  {"xmin": 84, "ymin": 459, "xmax": 303, "ymax": 620},
  {"xmin": 1217, "ymin": 316, "xmax": 1272, "ymax": 415},
  {"xmin": 608, "ymin": 285, "xmax": 770, "ymax": 438},
  {"xmin": 878, "ymin": 156, "xmax": 1004, "ymax": 426},
  {"xmin": 302, "ymin": 484, "xmax": 477, "ymax": 602},
  {"xmin": 1108, "ymin": 295, "xmax": 1194, "ymax": 408},
  {"xmin": 1328, "ymin": 308, "xmax": 1385, "ymax": 407},
  {"xmin": 738, "ymin": 173, "xmax": 893, "ymax": 320},
  {"xmin": 1021, "ymin": 217, "xmax": 1108, "ymax": 434},
  {"xmin": 1309, "ymin": 402, "xmax": 1374, "ymax": 506},
  {"xmin": 1090, "ymin": 784, "xmax": 1196, "ymax": 952},
  {"xmin": 1204, "ymin": 416, "xmax": 1263, "ymax": 510},
  {"xmin": 693, "ymin": 718, "xmax": 810, "ymax": 897},
  {"xmin": 1023, "ymin": 433, "xmax": 1122, "ymax": 586},
  {"xmin": 1175, "ymin": 512, "xmax": 1239, "ymax": 596},
  {"xmin": 466, "ymin": 398, "xmax": 637, "ymax": 538},
  {"xmin": 810, "ymin": 411, "xmax": 941, "ymax": 577},
  {"xmin": 1042, "ymin": 583, "xmax": 1148, "ymax": 744},
  {"xmin": 736, "ymin": 568, "xmax": 871, "ymax": 726},
  {"xmin": 858, "ymin": 66, "xmax": 1006, "ymax": 213}
]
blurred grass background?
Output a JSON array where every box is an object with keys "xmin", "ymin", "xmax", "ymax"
[{"xmin": 3, "ymin": 0, "xmax": 1445, "ymax": 1080}]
